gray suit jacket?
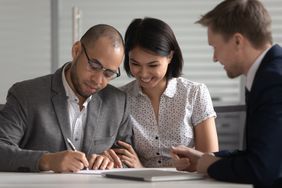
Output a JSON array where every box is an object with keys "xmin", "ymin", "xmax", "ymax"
[{"xmin": 0, "ymin": 65, "xmax": 133, "ymax": 172}]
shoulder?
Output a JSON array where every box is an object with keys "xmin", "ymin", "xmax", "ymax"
[
  {"xmin": 174, "ymin": 77, "xmax": 209, "ymax": 92},
  {"xmin": 254, "ymin": 45, "xmax": 282, "ymax": 91},
  {"xmin": 9, "ymin": 74, "xmax": 53, "ymax": 96},
  {"xmin": 260, "ymin": 44, "xmax": 282, "ymax": 76},
  {"xmin": 98, "ymin": 84, "xmax": 127, "ymax": 100},
  {"xmin": 5, "ymin": 74, "xmax": 54, "ymax": 111},
  {"xmin": 96, "ymin": 85, "xmax": 129, "ymax": 110},
  {"xmin": 170, "ymin": 78, "xmax": 211, "ymax": 103},
  {"xmin": 119, "ymin": 80, "xmax": 138, "ymax": 94}
]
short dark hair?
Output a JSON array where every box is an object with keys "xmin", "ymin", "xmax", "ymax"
[
  {"xmin": 124, "ymin": 17, "xmax": 183, "ymax": 79},
  {"xmin": 80, "ymin": 24, "xmax": 124, "ymax": 50},
  {"xmin": 196, "ymin": 0, "xmax": 272, "ymax": 48}
]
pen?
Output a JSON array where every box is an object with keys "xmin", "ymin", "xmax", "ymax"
[
  {"xmin": 66, "ymin": 138, "xmax": 77, "ymax": 151},
  {"xmin": 66, "ymin": 138, "xmax": 89, "ymax": 170}
]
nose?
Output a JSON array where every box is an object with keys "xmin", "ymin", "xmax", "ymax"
[
  {"xmin": 139, "ymin": 67, "xmax": 149, "ymax": 77},
  {"xmin": 213, "ymin": 53, "xmax": 218, "ymax": 63},
  {"xmin": 90, "ymin": 70, "xmax": 104, "ymax": 85}
]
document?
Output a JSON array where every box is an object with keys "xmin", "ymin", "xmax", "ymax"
[{"xmin": 76, "ymin": 168, "xmax": 141, "ymax": 175}]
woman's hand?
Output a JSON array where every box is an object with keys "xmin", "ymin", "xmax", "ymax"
[{"xmin": 112, "ymin": 140, "xmax": 143, "ymax": 168}]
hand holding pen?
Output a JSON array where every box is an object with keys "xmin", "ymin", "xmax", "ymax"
[
  {"xmin": 38, "ymin": 141, "xmax": 89, "ymax": 173},
  {"xmin": 67, "ymin": 138, "xmax": 89, "ymax": 170},
  {"xmin": 67, "ymin": 138, "xmax": 116, "ymax": 170}
]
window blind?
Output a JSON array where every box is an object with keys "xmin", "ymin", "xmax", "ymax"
[{"xmin": 0, "ymin": 0, "xmax": 51, "ymax": 103}]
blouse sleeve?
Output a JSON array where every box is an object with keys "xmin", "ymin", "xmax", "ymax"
[{"xmin": 191, "ymin": 83, "xmax": 216, "ymax": 126}]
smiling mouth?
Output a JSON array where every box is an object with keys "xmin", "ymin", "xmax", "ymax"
[{"xmin": 140, "ymin": 78, "xmax": 152, "ymax": 83}]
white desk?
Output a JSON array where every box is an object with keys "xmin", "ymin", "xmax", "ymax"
[{"xmin": 0, "ymin": 172, "xmax": 252, "ymax": 188}]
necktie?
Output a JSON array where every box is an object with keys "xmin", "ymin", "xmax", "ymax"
[{"xmin": 242, "ymin": 87, "xmax": 250, "ymax": 149}]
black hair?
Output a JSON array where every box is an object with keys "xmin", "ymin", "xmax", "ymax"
[{"xmin": 124, "ymin": 17, "xmax": 183, "ymax": 79}]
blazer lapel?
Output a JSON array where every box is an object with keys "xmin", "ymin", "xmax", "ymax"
[
  {"xmin": 82, "ymin": 94, "xmax": 102, "ymax": 155},
  {"xmin": 51, "ymin": 65, "xmax": 71, "ymax": 148},
  {"xmin": 248, "ymin": 45, "xmax": 280, "ymax": 106},
  {"xmin": 52, "ymin": 94, "xmax": 70, "ymax": 144}
]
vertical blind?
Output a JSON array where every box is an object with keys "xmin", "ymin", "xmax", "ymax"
[{"xmin": 0, "ymin": 0, "xmax": 51, "ymax": 103}]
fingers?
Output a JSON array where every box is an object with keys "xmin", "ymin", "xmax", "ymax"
[
  {"xmin": 113, "ymin": 148, "xmax": 131, "ymax": 158},
  {"xmin": 171, "ymin": 146, "xmax": 202, "ymax": 172},
  {"xmin": 170, "ymin": 150, "xmax": 180, "ymax": 160},
  {"xmin": 88, "ymin": 154, "xmax": 114, "ymax": 170},
  {"xmin": 102, "ymin": 150, "xmax": 112, "ymax": 159},
  {"xmin": 113, "ymin": 141, "xmax": 135, "ymax": 157},
  {"xmin": 174, "ymin": 158, "xmax": 191, "ymax": 171},
  {"xmin": 120, "ymin": 157, "xmax": 133, "ymax": 167},
  {"xmin": 43, "ymin": 151, "xmax": 89, "ymax": 173},
  {"xmin": 171, "ymin": 145, "xmax": 204, "ymax": 159},
  {"xmin": 171, "ymin": 145, "xmax": 191, "ymax": 157},
  {"xmin": 88, "ymin": 154, "xmax": 100, "ymax": 170},
  {"xmin": 99, "ymin": 157, "xmax": 114, "ymax": 170},
  {"xmin": 102, "ymin": 150, "xmax": 122, "ymax": 168},
  {"xmin": 117, "ymin": 140, "xmax": 135, "ymax": 153},
  {"xmin": 108, "ymin": 149, "xmax": 123, "ymax": 168},
  {"xmin": 72, "ymin": 151, "xmax": 89, "ymax": 169},
  {"xmin": 117, "ymin": 150, "xmax": 143, "ymax": 168},
  {"xmin": 64, "ymin": 151, "xmax": 89, "ymax": 172}
]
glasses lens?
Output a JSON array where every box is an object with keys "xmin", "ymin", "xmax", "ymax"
[
  {"xmin": 104, "ymin": 70, "xmax": 117, "ymax": 79},
  {"xmin": 89, "ymin": 59, "xmax": 102, "ymax": 69}
]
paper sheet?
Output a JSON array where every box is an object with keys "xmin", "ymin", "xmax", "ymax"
[{"xmin": 76, "ymin": 168, "xmax": 177, "ymax": 175}]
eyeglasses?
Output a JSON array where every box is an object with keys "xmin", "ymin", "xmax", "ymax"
[{"xmin": 81, "ymin": 43, "xmax": 121, "ymax": 80}]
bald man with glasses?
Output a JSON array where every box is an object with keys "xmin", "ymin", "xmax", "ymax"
[{"xmin": 0, "ymin": 24, "xmax": 132, "ymax": 172}]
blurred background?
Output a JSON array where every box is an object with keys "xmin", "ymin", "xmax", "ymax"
[{"xmin": 0, "ymin": 0, "xmax": 281, "ymax": 150}]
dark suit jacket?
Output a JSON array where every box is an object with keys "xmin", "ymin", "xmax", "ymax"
[
  {"xmin": 207, "ymin": 44, "xmax": 282, "ymax": 186},
  {"xmin": 0, "ymin": 64, "xmax": 132, "ymax": 172}
]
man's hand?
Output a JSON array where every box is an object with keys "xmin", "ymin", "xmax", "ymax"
[
  {"xmin": 171, "ymin": 145, "xmax": 220, "ymax": 174},
  {"xmin": 171, "ymin": 145, "xmax": 203, "ymax": 172},
  {"xmin": 102, "ymin": 149, "xmax": 123, "ymax": 168},
  {"xmin": 197, "ymin": 153, "xmax": 220, "ymax": 174},
  {"xmin": 39, "ymin": 150, "xmax": 89, "ymax": 173},
  {"xmin": 112, "ymin": 140, "xmax": 143, "ymax": 168},
  {"xmin": 88, "ymin": 153, "xmax": 114, "ymax": 170}
]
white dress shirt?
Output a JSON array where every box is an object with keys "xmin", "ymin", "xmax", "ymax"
[
  {"xmin": 246, "ymin": 47, "xmax": 271, "ymax": 91},
  {"xmin": 62, "ymin": 64, "xmax": 92, "ymax": 150}
]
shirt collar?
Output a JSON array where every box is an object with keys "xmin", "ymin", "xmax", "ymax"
[
  {"xmin": 163, "ymin": 78, "xmax": 177, "ymax": 98},
  {"xmin": 62, "ymin": 63, "xmax": 92, "ymax": 106},
  {"xmin": 246, "ymin": 47, "xmax": 271, "ymax": 91}
]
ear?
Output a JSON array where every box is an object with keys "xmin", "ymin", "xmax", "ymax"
[
  {"xmin": 233, "ymin": 33, "xmax": 244, "ymax": 49},
  {"xmin": 72, "ymin": 41, "xmax": 82, "ymax": 59}
]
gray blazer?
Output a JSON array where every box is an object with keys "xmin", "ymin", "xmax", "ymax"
[{"xmin": 0, "ymin": 65, "xmax": 133, "ymax": 172}]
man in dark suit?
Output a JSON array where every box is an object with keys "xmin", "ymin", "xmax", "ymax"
[
  {"xmin": 171, "ymin": 0, "xmax": 282, "ymax": 187},
  {"xmin": 0, "ymin": 24, "xmax": 132, "ymax": 172}
]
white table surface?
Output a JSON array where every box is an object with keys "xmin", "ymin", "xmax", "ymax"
[{"xmin": 0, "ymin": 172, "xmax": 253, "ymax": 188}]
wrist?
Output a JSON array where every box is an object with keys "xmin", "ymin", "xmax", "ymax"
[
  {"xmin": 38, "ymin": 153, "xmax": 51, "ymax": 171},
  {"xmin": 196, "ymin": 153, "xmax": 218, "ymax": 174}
]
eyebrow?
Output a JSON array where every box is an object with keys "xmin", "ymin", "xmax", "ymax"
[
  {"xmin": 91, "ymin": 58, "xmax": 117, "ymax": 72},
  {"xmin": 129, "ymin": 58, "xmax": 159, "ymax": 65}
]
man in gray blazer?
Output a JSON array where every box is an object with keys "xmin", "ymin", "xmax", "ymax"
[{"xmin": 0, "ymin": 24, "xmax": 132, "ymax": 172}]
